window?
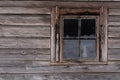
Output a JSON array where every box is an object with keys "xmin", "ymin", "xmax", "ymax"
[
  {"xmin": 51, "ymin": 7, "xmax": 107, "ymax": 64},
  {"xmin": 61, "ymin": 16, "xmax": 99, "ymax": 62}
]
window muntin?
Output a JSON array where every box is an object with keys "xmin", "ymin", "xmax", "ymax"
[{"xmin": 61, "ymin": 16, "xmax": 99, "ymax": 62}]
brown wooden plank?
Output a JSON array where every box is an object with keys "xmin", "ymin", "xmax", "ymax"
[
  {"xmin": 0, "ymin": 15, "xmax": 50, "ymax": 26},
  {"xmin": 0, "ymin": 39, "xmax": 50, "ymax": 48},
  {"xmin": 108, "ymin": 39, "xmax": 120, "ymax": 48},
  {"xmin": 0, "ymin": 7, "xmax": 51, "ymax": 14},
  {"xmin": 0, "ymin": 26, "xmax": 50, "ymax": 37}
]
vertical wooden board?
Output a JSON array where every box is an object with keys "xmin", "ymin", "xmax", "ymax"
[
  {"xmin": 0, "ymin": 39, "xmax": 50, "ymax": 48},
  {"xmin": 0, "ymin": 26, "xmax": 50, "ymax": 37},
  {"xmin": 0, "ymin": 15, "xmax": 50, "ymax": 25}
]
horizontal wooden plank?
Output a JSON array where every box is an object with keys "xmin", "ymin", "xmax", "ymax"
[
  {"xmin": 0, "ymin": 73, "xmax": 120, "ymax": 80},
  {"xmin": 0, "ymin": 64, "xmax": 120, "ymax": 73},
  {"xmin": 109, "ymin": 26, "xmax": 120, "ymax": 32},
  {"xmin": 0, "ymin": 26, "xmax": 50, "ymax": 37},
  {"xmin": 0, "ymin": 39, "xmax": 50, "ymax": 48},
  {"xmin": 108, "ymin": 39, "xmax": 120, "ymax": 48},
  {"xmin": 108, "ymin": 49, "xmax": 120, "ymax": 60},
  {"xmin": 0, "ymin": 15, "xmax": 50, "ymax": 26},
  {"xmin": 109, "ymin": 16, "xmax": 120, "ymax": 22},
  {"xmin": 0, "ymin": 60, "xmax": 50, "ymax": 67},
  {"xmin": 109, "ymin": 9, "xmax": 120, "ymax": 15},
  {"xmin": 109, "ymin": 26, "xmax": 120, "ymax": 38},
  {"xmin": 0, "ymin": 7, "xmax": 51, "ymax": 14},
  {"xmin": 0, "ymin": 55, "xmax": 50, "ymax": 61},
  {"xmin": 109, "ymin": 32, "xmax": 120, "ymax": 38},
  {"xmin": 0, "ymin": 1, "xmax": 120, "ymax": 8},
  {"xmin": 108, "ymin": 22, "xmax": 120, "ymax": 26},
  {"xmin": 0, "ymin": 49, "xmax": 50, "ymax": 55}
]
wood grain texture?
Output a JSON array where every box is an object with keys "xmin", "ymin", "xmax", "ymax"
[
  {"xmin": 0, "ymin": 7, "xmax": 51, "ymax": 14},
  {"xmin": 0, "ymin": 15, "xmax": 50, "ymax": 26},
  {"xmin": 108, "ymin": 39, "xmax": 120, "ymax": 48},
  {"xmin": 0, "ymin": 55, "xmax": 50, "ymax": 61},
  {"xmin": 0, "ymin": 38, "xmax": 50, "ymax": 48},
  {"xmin": 0, "ymin": 26, "xmax": 50, "ymax": 37},
  {"xmin": 0, "ymin": 1, "xmax": 119, "ymax": 8},
  {"xmin": 108, "ymin": 49, "xmax": 120, "ymax": 60},
  {"xmin": 109, "ymin": 9, "xmax": 120, "ymax": 15},
  {"xmin": 0, "ymin": 64, "xmax": 119, "ymax": 73},
  {"xmin": 0, "ymin": 49, "xmax": 50, "ymax": 55}
]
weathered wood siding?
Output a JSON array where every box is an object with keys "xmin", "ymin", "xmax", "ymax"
[
  {"xmin": 0, "ymin": 7, "xmax": 51, "ymax": 68},
  {"xmin": 0, "ymin": 1, "xmax": 119, "ymax": 80},
  {"xmin": 108, "ymin": 8, "xmax": 120, "ymax": 61}
]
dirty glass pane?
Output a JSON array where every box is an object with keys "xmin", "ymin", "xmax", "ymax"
[
  {"xmin": 63, "ymin": 19, "xmax": 79, "ymax": 59},
  {"xmin": 80, "ymin": 40, "xmax": 96, "ymax": 59},
  {"xmin": 63, "ymin": 39, "xmax": 79, "ymax": 59},
  {"xmin": 80, "ymin": 19, "xmax": 96, "ymax": 38},
  {"xmin": 64, "ymin": 19, "xmax": 78, "ymax": 38},
  {"xmin": 80, "ymin": 19, "xmax": 96, "ymax": 59}
]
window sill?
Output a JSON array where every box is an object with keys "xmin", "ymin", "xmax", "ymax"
[{"xmin": 50, "ymin": 61, "xmax": 108, "ymax": 66}]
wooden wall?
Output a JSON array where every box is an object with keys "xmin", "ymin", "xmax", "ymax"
[{"xmin": 0, "ymin": 1, "xmax": 119, "ymax": 80}]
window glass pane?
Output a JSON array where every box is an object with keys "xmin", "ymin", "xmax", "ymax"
[
  {"xmin": 80, "ymin": 40, "xmax": 96, "ymax": 59},
  {"xmin": 63, "ymin": 19, "xmax": 79, "ymax": 59},
  {"xmin": 64, "ymin": 19, "xmax": 78, "ymax": 38},
  {"xmin": 63, "ymin": 39, "xmax": 79, "ymax": 59},
  {"xmin": 80, "ymin": 19, "xmax": 96, "ymax": 60},
  {"xmin": 81, "ymin": 19, "xmax": 96, "ymax": 38}
]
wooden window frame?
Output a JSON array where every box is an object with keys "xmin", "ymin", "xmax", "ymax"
[
  {"xmin": 51, "ymin": 7, "xmax": 108, "ymax": 65},
  {"xmin": 60, "ymin": 15, "xmax": 99, "ymax": 62}
]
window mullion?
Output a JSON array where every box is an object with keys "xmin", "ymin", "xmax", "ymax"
[{"xmin": 78, "ymin": 18, "xmax": 81, "ymax": 59}]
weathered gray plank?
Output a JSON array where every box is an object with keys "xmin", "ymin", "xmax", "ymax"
[
  {"xmin": 109, "ymin": 32, "xmax": 120, "ymax": 38},
  {"xmin": 0, "ymin": 7, "xmax": 51, "ymax": 14},
  {"xmin": 108, "ymin": 22, "xmax": 120, "ymax": 26},
  {"xmin": 0, "ymin": 49, "xmax": 50, "ymax": 55},
  {"xmin": 0, "ymin": 15, "xmax": 50, "ymax": 25},
  {"xmin": 109, "ymin": 26, "xmax": 120, "ymax": 32},
  {"xmin": 0, "ymin": 60, "xmax": 50, "ymax": 67},
  {"xmin": 109, "ymin": 16, "xmax": 120, "ymax": 22},
  {"xmin": 109, "ymin": 26, "xmax": 120, "ymax": 38},
  {"xmin": 0, "ymin": 73, "xmax": 120, "ymax": 80},
  {"xmin": 109, "ymin": 9, "xmax": 120, "ymax": 15},
  {"xmin": 0, "ymin": 39, "xmax": 50, "ymax": 48},
  {"xmin": 108, "ymin": 39, "xmax": 120, "ymax": 48},
  {"xmin": 0, "ymin": 64, "xmax": 119, "ymax": 73},
  {"xmin": 0, "ymin": 55, "xmax": 50, "ymax": 61},
  {"xmin": 108, "ymin": 49, "xmax": 120, "ymax": 60},
  {"xmin": 0, "ymin": 1, "xmax": 120, "ymax": 8},
  {"xmin": 0, "ymin": 26, "xmax": 50, "ymax": 37}
]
